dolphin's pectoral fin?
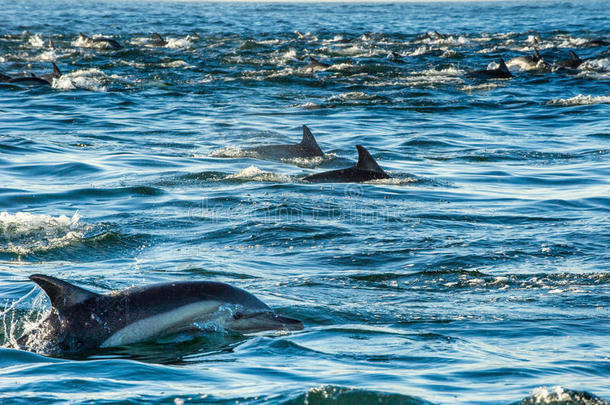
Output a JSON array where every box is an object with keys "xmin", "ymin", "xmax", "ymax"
[
  {"xmin": 355, "ymin": 145, "xmax": 385, "ymax": 174},
  {"xmin": 29, "ymin": 274, "xmax": 98, "ymax": 312},
  {"xmin": 300, "ymin": 125, "xmax": 324, "ymax": 156}
]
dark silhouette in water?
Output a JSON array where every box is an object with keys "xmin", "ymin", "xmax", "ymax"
[
  {"xmin": 468, "ymin": 58, "xmax": 513, "ymax": 79},
  {"xmin": 0, "ymin": 63, "xmax": 62, "ymax": 85},
  {"xmin": 303, "ymin": 145, "xmax": 390, "ymax": 183},
  {"xmin": 245, "ymin": 125, "xmax": 324, "ymax": 160},
  {"xmin": 555, "ymin": 50, "xmax": 583, "ymax": 69}
]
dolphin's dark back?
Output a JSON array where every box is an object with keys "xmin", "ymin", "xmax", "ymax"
[{"xmin": 20, "ymin": 277, "xmax": 273, "ymax": 353}]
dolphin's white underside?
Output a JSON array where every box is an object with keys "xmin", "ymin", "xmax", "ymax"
[{"xmin": 100, "ymin": 300, "xmax": 225, "ymax": 347}]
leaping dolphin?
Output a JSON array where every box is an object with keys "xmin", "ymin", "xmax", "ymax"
[
  {"xmin": 303, "ymin": 145, "xmax": 390, "ymax": 183},
  {"xmin": 245, "ymin": 125, "xmax": 324, "ymax": 160},
  {"xmin": 467, "ymin": 58, "xmax": 513, "ymax": 79},
  {"xmin": 15, "ymin": 274, "xmax": 303, "ymax": 354},
  {"xmin": 78, "ymin": 33, "xmax": 123, "ymax": 50}
]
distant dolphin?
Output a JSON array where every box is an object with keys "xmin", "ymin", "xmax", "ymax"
[
  {"xmin": 555, "ymin": 50, "xmax": 583, "ymax": 69},
  {"xmin": 16, "ymin": 274, "xmax": 303, "ymax": 353},
  {"xmin": 467, "ymin": 58, "xmax": 513, "ymax": 79},
  {"xmin": 583, "ymin": 38, "xmax": 610, "ymax": 47},
  {"xmin": 303, "ymin": 145, "xmax": 390, "ymax": 183},
  {"xmin": 245, "ymin": 125, "xmax": 324, "ymax": 160},
  {"xmin": 149, "ymin": 33, "xmax": 167, "ymax": 47},
  {"xmin": 78, "ymin": 33, "xmax": 123, "ymax": 50},
  {"xmin": 305, "ymin": 56, "xmax": 331, "ymax": 71}
]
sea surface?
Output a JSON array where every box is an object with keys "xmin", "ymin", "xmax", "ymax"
[{"xmin": 1, "ymin": 0, "xmax": 609, "ymax": 404}]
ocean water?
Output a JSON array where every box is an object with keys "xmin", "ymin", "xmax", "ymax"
[{"xmin": 1, "ymin": 0, "xmax": 609, "ymax": 403}]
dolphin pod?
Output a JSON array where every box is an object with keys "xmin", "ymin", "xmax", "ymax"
[{"xmin": 16, "ymin": 274, "xmax": 303, "ymax": 353}]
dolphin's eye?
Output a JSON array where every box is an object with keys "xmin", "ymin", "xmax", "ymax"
[{"xmin": 233, "ymin": 313, "xmax": 243, "ymax": 320}]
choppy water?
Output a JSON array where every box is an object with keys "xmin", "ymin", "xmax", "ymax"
[{"xmin": 1, "ymin": 0, "xmax": 609, "ymax": 403}]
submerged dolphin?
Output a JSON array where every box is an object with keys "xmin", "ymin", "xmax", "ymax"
[
  {"xmin": 303, "ymin": 145, "xmax": 390, "ymax": 183},
  {"xmin": 555, "ymin": 50, "xmax": 583, "ymax": 69},
  {"xmin": 468, "ymin": 58, "xmax": 513, "ymax": 79},
  {"xmin": 78, "ymin": 33, "xmax": 123, "ymax": 50},
  {"xmin": 16, "ymin": 274, "xmax": 303, "ymax": 353},
  {"xmin": 245, "ymin": 125, "xmax": 324, "ymax": 160}
]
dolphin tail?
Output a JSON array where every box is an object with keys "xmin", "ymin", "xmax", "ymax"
[
  {"xmin": 300, "ymin": 125, "xmax": 324, "ymax": 156},
  {"xmin": 29, "ymin": 274, "xmax": 98, "ymax": 313},
  {"xmin": 355, "ymin": 145, "xmax": 386, "ymax": 174},
  {"xmin": 51, "ymin": 62, "xmax": 62, "ymax": 77}
]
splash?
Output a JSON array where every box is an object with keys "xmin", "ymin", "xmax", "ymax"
[
  {"xmin": 547, "ymin": 94, "xmax": 610, "ymax": 106},
  {"xmin": 0, "ymin": 211, "xmax": 88, "ymax": 257},
  {"xmin": 225, "ymin": 166, "xmax": 291, "ymax": 183},
  {"xmin": 52, "ymin": 68, "xmax": 108, "ymax": 91}
]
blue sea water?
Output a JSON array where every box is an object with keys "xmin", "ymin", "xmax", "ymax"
[{"xmin": 1, "ymin": 0, "xmax": 609, "ymax": 403}]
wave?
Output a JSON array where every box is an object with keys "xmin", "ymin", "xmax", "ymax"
[
  {"xmin": 547, "ymin": 94, "xmax": 610, "ymax": 106},
  {"xmin": 283, "ymin": 385, "xmax": 431, "ymax": 405}
]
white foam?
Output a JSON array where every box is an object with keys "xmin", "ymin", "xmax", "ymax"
[
  {"xmin": 209, "ymin": 146, "xmax": 249, "ymax": 158},
  {"xmin": 28, "ymin": 34, "xmax": 44, "ymax": 48},
  {"xmin": 52, "ymin": 68, "xmax": 107, "ymax": 91},
  {"xmin": 547, "ymin": 94, "xmax": 610, "ymax": 106},
  {"xmin": 0, "ymin": 211, "xmax": 87, "ymax": 256},
  {"xmin": 226, "ymin": 166, "xmax": 290, "ymax": 182},
  {"xmin": 165, "ymin": 37, "xmax": 193, "ymax": 49}
]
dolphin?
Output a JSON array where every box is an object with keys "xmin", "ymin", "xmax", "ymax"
[
  {"xmin": 467, "ymin": 58, "xmax": 513, "ymax": 79},
  {"xmin": 2, "ymin": 64, "xmax": 61, "ymax": 86},
  {"xmin": 78, "ymin": 33, "xmax": 123, "ymax": 50},
  {"xmin": 507, "ymin": 48, "xmax": 549, "ymax": 70},
  {"xmin": 16, "ymin": 274, "xmax": 303, "ymax": 354},
  {"xmin": 583, "ymin": 38, "xmax": 610, "ymax": 47},
  {"xmin": 149, "ymin": 33, "xmax": 167, "ymax": 47},
  {"xmin": 305, "ymin": 56, "xmax": 331, "ymax": 71},
  {"xmin": 303, "ymin": 145, "xmax": 390, "ymax": 183},
  {"xmin": 245, "ymin": 125, "xmax": 324, "ymax": 160},
  {"xmin": 555, "ymin": 50, "xmax": 583, "ymax": 69}
]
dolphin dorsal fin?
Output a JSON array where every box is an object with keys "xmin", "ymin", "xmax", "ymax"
[
  {"xmin": 533, "ymin": 48, "xmax": 540, "ymax": 61},
  {"xmin": 300, "ymin": 125, "xmax": 324, "ymax": 156},
  {"xmin": 569, "ymin": 50, "xmax": 581, "ymax": 61},
  {"xmin": 153, "ymin": 33, "xmax": 163, "ymax": 41},
  {"xmin": 30, "ymin": 274, "xmax": 98, "ymax": 312},
  {"xmin": 79, "ymin": 32, "xmax": 89, "ymax": 40},
  {"xmin": 49, "ymin": 38, "xmax": 55, "ymax": 49},
  {"xmin": 51, "ymin": 62, "xmax": 61, "ymax": 77},
  {"xmin": 498, "ymin": 58, "xmax": 510, "ymax": 74},
  {"xmin": 356, "ymin": 145, "xmax": 385, "ymax": 173}
]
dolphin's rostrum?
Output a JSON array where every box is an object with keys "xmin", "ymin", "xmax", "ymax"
[{"xmin": 16, "ymin": 274, "xmax": 303, "ymax": 353}]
